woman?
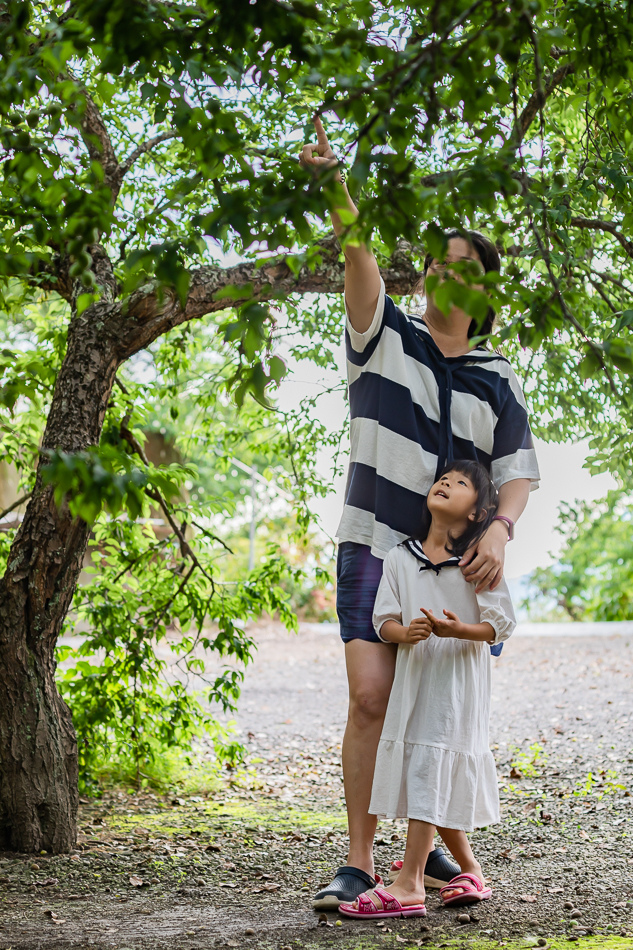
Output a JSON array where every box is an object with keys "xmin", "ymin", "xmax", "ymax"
[{"xmin": 300, "ymin": 119, "xmax": 540, "ymax": 910}]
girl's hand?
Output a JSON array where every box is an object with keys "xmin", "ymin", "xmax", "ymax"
[
  {"xmin": 404, "ymin": 615, "xmax": 434, "ymax": 643},
  {"xmin": 299, "ymin": 117, "xmax": 339, "ymax": 172},
  {"xmin": 459, "ymin": 519, "xmax": 508, "ymax": 593},
  {"xmin": 421, "ymin": 607, "xmax": 464, "ymax": 639}
]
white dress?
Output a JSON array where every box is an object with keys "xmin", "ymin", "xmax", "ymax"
[{"xmin": 369, "ymin": 540, "xmax": 516, "ymax": 831}]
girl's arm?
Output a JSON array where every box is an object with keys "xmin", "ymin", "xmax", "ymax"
[
  {"xmin": 380, "ymin": 616, "xmax": 434, "ymax": 644},
  {"xmin": 300, "ymin": 118, "xmax": 381, "ymax": 333},
  {"xmin": 421, "ymin": 608, "xmax": 495, "ymax": 643}
]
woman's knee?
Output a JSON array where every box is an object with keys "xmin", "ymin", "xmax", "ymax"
[{"xmin": 348, "ymin": 686, "xmax": 390, "ymax": 726}]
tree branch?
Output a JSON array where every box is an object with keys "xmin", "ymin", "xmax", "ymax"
[
  {"xmin": 119, "ymin": 417, "xmax": 214, "ymax": 584},
  {"xmin": 114, "ymin": 235, "xmax": 421, "ymax": 360},
  {"xmin": 570, "ymin": 217, "xmax": 633, "ymax": 258},
  {"xmin": 74, "ymin": 89, "xmax": 121, "ymax": 198},
  {"xmin": 515, "ymin": 62, "xmax": 576, "ymax": 142},
  {"xmin": 118, "ymin": 132, "xmax": 178, "ymax": 179},
  {"xmin": 0, "ymin": 493, "xmax": 32, "ymax": 524}
]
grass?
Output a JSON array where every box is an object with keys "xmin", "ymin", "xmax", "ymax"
[
  {"xmin": 299, "ymin": 938, "xmax": 632, "ymax": 950},
  {"xmin": 107, "ymin": 793, "xmax": 348, "ymax": 837}
]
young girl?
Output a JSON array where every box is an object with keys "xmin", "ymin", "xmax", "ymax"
[{"xmin": 339, "ymin": 460, "xmax": 516, "ymax": 919}]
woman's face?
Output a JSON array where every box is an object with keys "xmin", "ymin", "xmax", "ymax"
[{"xmin": 426, "ymin": 237, "xmax": 485, "ymax": 294}]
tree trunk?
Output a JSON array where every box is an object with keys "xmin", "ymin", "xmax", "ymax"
[{"xmin": 0, "ymin": 301, "xmax": 120, "ymax": 852}]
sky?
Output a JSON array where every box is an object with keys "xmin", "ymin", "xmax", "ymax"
[{"xmin": 277, "ymin": 339, "xmax": 616, "ymax": 580}]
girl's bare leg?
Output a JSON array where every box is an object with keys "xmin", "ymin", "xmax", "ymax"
[
  {"xmin": 382, "ymin": 819, "xmax": 435, "ymax": 906},
  {"xmin": 435, "ymin": 826, "xmax": 485, "ymax": 897}
]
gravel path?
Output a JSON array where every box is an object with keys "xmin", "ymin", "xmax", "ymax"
[{"xmin": 1, "ymin": 622, "xmax": 631, "ymax": 949}]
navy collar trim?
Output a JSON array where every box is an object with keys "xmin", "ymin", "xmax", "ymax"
[{"xmin": 402, "ymin": 538, "xmax": 461, "ymax": 575}]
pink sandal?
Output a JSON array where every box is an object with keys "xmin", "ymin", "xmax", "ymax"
[
  {"xmin": 339, "ymin": 885, "xmax": 427, "ymax": 919},
  {"xmin": 439, "ymin": 872, "xmax": 492, "ymax": 906}
]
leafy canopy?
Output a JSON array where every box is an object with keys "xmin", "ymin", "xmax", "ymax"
[{"xmin": 2, "ymin": 0, "xmax": 633, "ymax": 782}]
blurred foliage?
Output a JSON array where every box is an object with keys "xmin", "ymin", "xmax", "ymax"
[{"xmin": 523, "ymin": 490, "xmax": 633, "ymax": 621}]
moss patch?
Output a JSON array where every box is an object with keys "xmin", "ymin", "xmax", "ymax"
[
  {"xmin": 107, "ymin": 795, "xmax": 348, "ymax": 837},
  {"xmin": 299, "ymin": 938, "xmax": 632, "ymax": 950}
]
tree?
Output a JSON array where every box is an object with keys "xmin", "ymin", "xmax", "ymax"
[
  {"xmin": 1, "ymin": 0, "xmax": 633, "ymax": 852},
  {"xmin": 524, "ymin": 490, "xmax": 633, "ymax": 622}
]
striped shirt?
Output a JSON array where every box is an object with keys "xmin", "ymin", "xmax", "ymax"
[{"xmin": 336, "ymin": 278, "xmax": 540, "ymax": 559}]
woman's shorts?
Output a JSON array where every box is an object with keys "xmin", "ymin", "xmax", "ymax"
[{"xmin": 336, "ymin": 541, "xmax": 384, "ymax": 644}]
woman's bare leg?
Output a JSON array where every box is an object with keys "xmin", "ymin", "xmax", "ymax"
[{"xmin": 342, "ymin": 639, "xmax": 397, "ymax": 877}]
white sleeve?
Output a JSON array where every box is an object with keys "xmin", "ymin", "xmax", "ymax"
[
  {"xmin": 475, "ymin": 579, "xmax": 516, "ymax": 645},
  {"xmin": 372, "ymin": 550, "xmax": 402, "ymax": 642},
  {"xmin": 345, "ymin": 276, "xmax": 386, "ymax": 352}
]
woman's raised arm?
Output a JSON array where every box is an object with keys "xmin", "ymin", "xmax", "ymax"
[{"xmin": 299, "ymin": 117, "xmax": 380, "ymax": 333}]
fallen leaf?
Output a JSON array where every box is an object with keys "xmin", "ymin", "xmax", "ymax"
[
  {"xmin": 129, "ymin": 875, "xmax": 144, "ymax": 887},
  {"xmin": 548, "ymin": 886, "xmax": 564, "ymax": 894},
  {"xmin": 520, "ymin": 894, "xmax": 537, "ymax": 903},
  {"xmin": 205, "ymin": 842, "xmax": 221, "ymax": 852},
  {"xmin": 34, "ymin": 878, "xmax": 59, "ymax": 887},
  {"xmin": 499, "ymin": 849, "xmax": 518, "ymax": 861},
  {"xmin": 219, "ymin": 882, "xmax": 237, "ymax": 888},
  {"xmin": 257, "ymin": 883, "xmax": 281, "ymax": 892},
  {"xmin": 510, "ymin": 767, "xmax": 523, "ymax": 779}
]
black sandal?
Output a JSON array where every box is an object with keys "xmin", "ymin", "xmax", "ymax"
[
  {"xmin": 312, "ymin": 865, "xmax": 382, "ymax": 910},
  {"xmin": 388, "ymin": 846, "xmax": 461, "ymax": 888}
]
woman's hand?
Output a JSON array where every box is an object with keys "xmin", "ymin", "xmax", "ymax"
[
  {"xmin": 459, "ymin": 519, "xmax": 508, "ymax": 593},
  {"xmin": 299, "ymin": 117, "xmax": 339, "ymax": 173},
  {"xmin": 421, "ymin": 608, "xmax": 463, "ymax": 638}
]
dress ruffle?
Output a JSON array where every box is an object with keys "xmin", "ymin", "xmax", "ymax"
[{"xmin": 369, "ymin": 739, "xmax": 500, "ymax": 831}]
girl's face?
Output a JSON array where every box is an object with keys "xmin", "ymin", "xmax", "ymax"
[{"xmin": 427, "ymin": 470, "xmax": 479, "ymax": 523}]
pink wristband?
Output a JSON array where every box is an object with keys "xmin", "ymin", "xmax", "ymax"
[{"xmin": 492, "ymin": 515, "xmax": 514, "ymax": 540}]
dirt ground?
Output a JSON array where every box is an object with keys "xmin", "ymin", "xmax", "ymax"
[{"xmin": 1, "ymin": 622, "xmax": 632, "ymax": 950}]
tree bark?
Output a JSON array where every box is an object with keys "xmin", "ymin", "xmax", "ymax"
[{"xmin": 0, "ymin": 299, "xmax": 121, "ymax": 852}]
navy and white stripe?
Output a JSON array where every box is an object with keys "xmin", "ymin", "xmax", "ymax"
[{"xmin": 336, "ymin": 278, "xmax": 540, "ymax": 559}]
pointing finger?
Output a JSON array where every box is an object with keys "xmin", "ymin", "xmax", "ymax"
[{"xmin": 313, "ymin": 115, "xmax": 329, "ymax": 145}]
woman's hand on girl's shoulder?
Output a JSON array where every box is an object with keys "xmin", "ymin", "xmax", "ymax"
[{"xmin": 459, "ymin": 520, "xmax": 508, "ymax": 593}]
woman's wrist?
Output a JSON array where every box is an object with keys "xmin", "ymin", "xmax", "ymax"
[{"xmin": 488, "ymin": 518, "xmax": 511, "ymax": 542}]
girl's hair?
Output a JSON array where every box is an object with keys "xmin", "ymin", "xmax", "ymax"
[
  {"xmin": 416, "ymin": 460, "xmax": 499, "ymax": 559},
  {"xmin": 420, "ymin": 229, "xmax": 501, "ymax": 339}
]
